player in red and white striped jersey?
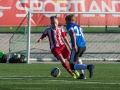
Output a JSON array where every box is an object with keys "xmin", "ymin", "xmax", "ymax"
[
  {"xmin": 40, "ymin": 25, "xmax": 66, "ymax": 50},
  {"xmin": 38, "ymin": 16, "xmax": 77, "ymax": 78}
]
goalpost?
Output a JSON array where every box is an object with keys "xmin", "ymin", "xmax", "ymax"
[
  {"xmin": 9, "ymin": 11, "xmax": 120, "ymax": 64},
  {"xmin": 25, "ymin": 11, "xmax": 120, "ymax": 63}
]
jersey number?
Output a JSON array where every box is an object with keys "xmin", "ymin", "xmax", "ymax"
[{"xmin": 74, "ymin": 26, "xmax": 84, "ymax": 38}]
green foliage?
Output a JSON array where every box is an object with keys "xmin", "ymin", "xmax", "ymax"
[{"xmin": 0, "ymin": 62, "xmax": 120, "ymax": 90}]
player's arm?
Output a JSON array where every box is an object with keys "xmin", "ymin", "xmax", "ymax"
[
  {"xmin": 61, "ymin": 28, "xmax": 72, "ymax": 50},
  {"xmin": 63, "ymin": 36, "xmax": 72, "ymax": 50},
  {"xmin": 38, "ymin": 39, "xmax": 42, "ymax": 43},
  {"xmin": 38, "ymin": 29, "xmax": 47, "ymax": 43},
  {"xmin": 69, "ymin": 30, "xmax": 78, "ymax": 52}
]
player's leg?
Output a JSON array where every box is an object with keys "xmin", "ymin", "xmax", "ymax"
[
  {"xmin": 77, "ymin": 47, "xmax": 86, "ymax": 79},
  {"xmin": 51, "ymin": 46, "xmax": 75, "ymax": 78},
  {"xmin": 56, "ymin": 54, "xmax": 76, "ymax": 78},
  {"xmin": 61, "ymin": 45, "xmax": 77, "ymax": 78},
  {"xmin": 70, "ymin": 64, "xmax": 94, "ymax": 78},
  {"xmin": 66, "ymin": 55, "xmax": 80, "ymax": 78},
  {"xmin": 77, "ymin": 58, "xmax": 84, "ymax": 73},
  {"xmin": 73, "ymin": 47, "xmax": 95, "ymax": 78},
  {"xmin": 69, "ymin": 48, "xmax": 80, "ymax": 78},
  {"xmin": 56, "ymin": 54, "xmax": 73, "ymax": 74},
  {"xmin": 77, "ymin": 58, "xmax": 86, "ymax": 79}
]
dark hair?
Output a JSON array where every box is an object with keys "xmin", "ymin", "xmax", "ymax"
[{"xmin": 50, "ymin": 16, "xmax": 57, "ymax": 20}]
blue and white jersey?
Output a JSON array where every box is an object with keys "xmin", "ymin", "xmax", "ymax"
[{"xmin": 66, "ymin": 23, "xmax": 86, "ymax": 48}]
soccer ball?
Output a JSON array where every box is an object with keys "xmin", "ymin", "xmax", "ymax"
[{"xmin": 50, "ymin": 67, "xmax": 61, "ymax": 77}]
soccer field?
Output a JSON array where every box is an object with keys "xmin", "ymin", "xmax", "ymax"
[{"xmin": 0, "ymin": 62, "xmax": 120, "ymax": 90}]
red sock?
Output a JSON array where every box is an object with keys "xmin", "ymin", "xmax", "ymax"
[{"xmin": 62, "ymin": 62, "xmax": 73, "ymax": 74}]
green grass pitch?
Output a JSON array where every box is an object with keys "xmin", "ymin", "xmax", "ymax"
[
  {"xmin": 0, "ymin": 62, "xmax": 120, "ymax": 90},
  {"xmin": 0, "ymin": 26, "xmax": 120, "ymax": 33}
]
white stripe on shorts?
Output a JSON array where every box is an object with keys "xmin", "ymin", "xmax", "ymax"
[{"xmin": 70, "ymin": 49, "xmax": 75, "ymax": 63}]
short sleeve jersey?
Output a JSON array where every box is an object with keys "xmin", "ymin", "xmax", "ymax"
[{"xmin": 66, "ymin": 23, "xmax": 86, "ymax": 48}]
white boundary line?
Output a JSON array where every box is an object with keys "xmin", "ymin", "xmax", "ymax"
[{"xmin": 0, "ymin": 76, "xmax": 119, "ymax": 85}]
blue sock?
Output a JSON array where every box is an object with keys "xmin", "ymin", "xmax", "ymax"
[{"xmin": 74, "ymin": 64, "xmax": 87, "ymax": 70}]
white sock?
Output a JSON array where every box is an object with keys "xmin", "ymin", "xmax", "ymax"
[
  {"xmin": 77, "ymin": 59, "xmax": 83, "ymax": 64},
  {"xmin": 77, "ymin": 59, "xmax": 85, "ymax": 74}
]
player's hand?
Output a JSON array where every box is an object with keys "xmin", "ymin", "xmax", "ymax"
[
  {"xmin": 69, "ymin": 46, "xmax": 72, "ymax": 51},
  {"xmin": 38, "ymin": 39, "xmax": 42, "ymax": 43},
  {"xmin": 70, "ymin": 47, "xmax": 72, "ymax": 51},
  {"xmin": 74, "ymin": 46, "xmax": 78, "ymax": 52}
]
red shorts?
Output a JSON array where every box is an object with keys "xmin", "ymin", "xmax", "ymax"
[{"xmin": 51, "ymin": 45, "xmax": 70, "ymax": 59}]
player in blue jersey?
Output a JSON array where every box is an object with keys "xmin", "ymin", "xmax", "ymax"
[{"xmin": 65, "ymin": 14, "xmax": 94, "ymax": 79}]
